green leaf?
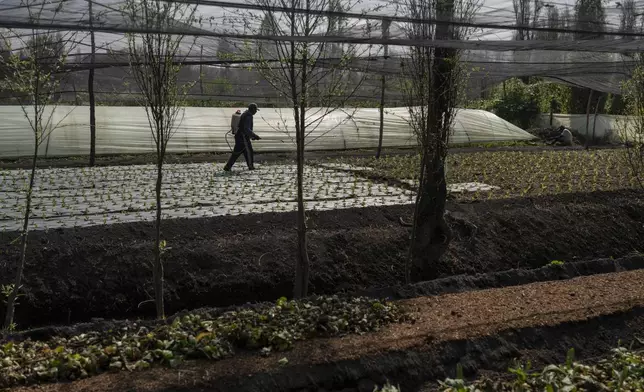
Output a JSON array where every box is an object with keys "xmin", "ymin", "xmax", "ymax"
[
  {"xmin": 456, "ymin": 363, "xmax": 464, "ymax": 380},
  {"xmin": 3, "ymin": 342, "xmax": 14, "ymax": 353},
  {"xmin": 104, "ymin": 346, "xmax": 117, "ymax": 355},
  {"xmin": 196, "ymin": 332, "xmax": 211, "ymax": 343},
  {"xmin": 566, "ymin": 348, "xmax": 575, "ymax": 369}
]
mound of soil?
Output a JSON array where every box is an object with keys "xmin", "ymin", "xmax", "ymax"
[{"xmin": 0, "ymin": 189, "xmax": 643, "ymax": 328}]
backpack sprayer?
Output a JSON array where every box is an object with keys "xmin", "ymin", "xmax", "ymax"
[{"xmin": 225, "ymin": 109, "xmax": 242, "ymax": 152}]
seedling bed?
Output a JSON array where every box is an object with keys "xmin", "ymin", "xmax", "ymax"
[{"xmin": 0, "ymin": 163, "xmax": 417, "ymax": 232}]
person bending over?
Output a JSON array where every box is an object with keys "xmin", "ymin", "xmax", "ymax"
[{"xmin": 546, "ymin": 125, "xmax": 573, "ymax": 147}]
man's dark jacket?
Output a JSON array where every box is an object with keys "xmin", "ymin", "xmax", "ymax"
[{"xmin": 235, "ymin": 111, "xmax": 259, "ymax": 142}]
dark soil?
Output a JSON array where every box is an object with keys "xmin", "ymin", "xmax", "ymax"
[
  {"xmin": 1, "ymin": 189, "xmax": 643, "ymax": 328},
  {"xmin": 10, "ymin": 253, "xmax": 642, "ymax": 345},
  {"xmin": 10, "ymin": 269, "xmax": 644, "ymax": 392},
  {"xmin": 363, "ymin": 253, "xmax": 644, "ymax": 299}
]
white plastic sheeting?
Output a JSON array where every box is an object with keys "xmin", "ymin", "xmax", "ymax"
[
  {"xmin": 0, "ymin": 106, "xmax": 535, "ymax": 159},
  {"xmin": 537, "ymin": 113, "xmax": 637, "ymax": 141}
]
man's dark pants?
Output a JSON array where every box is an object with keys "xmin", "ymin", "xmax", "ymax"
[{"xmin": 224, "ymin": 135, "xmax": 254, "ymax": 170}]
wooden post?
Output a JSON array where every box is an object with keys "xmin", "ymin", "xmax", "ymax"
[
  {"xmin": 592, "ymin": 94, "xmax": 602, "ymax": 145},
  {"xmin": 585, "ymin": 89, "xmax": 594, "ymax": 148},
  {"xmin": 199, "ymin": 45, "xmax": 204, "ymax": 96},
  {"xmin": 88, "ymin": 0, "xmax": 96, "ymax": 166},
  {"xmin": 376, "ymin": 18, "xmax": 391, "ymax": 159}
]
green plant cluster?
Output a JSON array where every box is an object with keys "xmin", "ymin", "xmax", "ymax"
[
  {"xmin": 441, "ymin": 347, "xmax": 644, "ymax": 391},
  {"xmin": 0, "ymin": 296, "xmax": 407, "ymax": 388},
  {"xmin": 468, "ymin": 78, "xmax": 572, "ymax": 129},
  {"xmin": 374, "ymin": 382, "xmax": 401, "ymax": 392}
]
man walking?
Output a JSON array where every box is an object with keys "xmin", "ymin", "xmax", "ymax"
[{"xmin": 224, "ymin": 103, "xmax": 261, "ymax": 171}]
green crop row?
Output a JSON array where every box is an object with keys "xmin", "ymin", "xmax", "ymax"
[
  {"xmin": 327, "ymin": 149, "xmax": 639, "ymax": 200},
  {"xmin": 0, "ymin": 296, "xmax": 407, "ymax": 388}
]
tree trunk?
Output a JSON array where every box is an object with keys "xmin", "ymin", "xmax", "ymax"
[
  {"xmin": 410, "ymin": 158, "xmax": 452, "ymax": 281},
  {"xmin": 4, "ymin": 138, "xmax": 38, "ymax": 329},
  {"xmin": 291, "ymin": 0, "xmax": 310, "ymax": 299},
  {"xmin": 376, "ymin": 74, "xmax": 386, "ymax": 159},
  {"xmin": 408, "ymin": 0, "xmax": 454, "ymax": 283},
  {"xmin": 293, "ymin": 106, "xmax": 309, "ymax": 298},
  {"xmin": 89, "ymin": 0, "xmax": 96, "ymax": 166},
  {"xmin": 153, "ymin": 159, "xmax": 165, "ymax": 319}
]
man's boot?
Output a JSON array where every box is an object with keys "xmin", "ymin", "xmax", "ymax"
[{"xmin": 224, "ymin": 152, "xmax": 239, "ymax": 171}]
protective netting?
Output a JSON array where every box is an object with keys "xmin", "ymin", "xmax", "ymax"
[{"xmin": 0, "ymin": 0, "xmax": 641, "ymax": 97}]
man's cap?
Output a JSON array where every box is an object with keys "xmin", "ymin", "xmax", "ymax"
[{"xmin": 248, "ymin": 103, "xmax": 259, "ymax": 112}]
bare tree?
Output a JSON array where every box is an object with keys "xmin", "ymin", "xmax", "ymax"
[
  {"xmin": 575, "ymin": 0, "xmax": 606, "ymax": 40},
  {"xmin": 123, "ymin": 0, "xmax": 197, "ymax": 319},
  {"xmin": 0, "ymin": 2, "xmax": 77, "ymax": 329},
  {"xmin": 513, "ymin": 0, "xmax": 543, "ymax": 41},
  {"xmin": 608, "ymin": 0, "xmax": 641, "ymax": 115},
  {"xmin": 618, "ymin": 55, "xmax": 644, "ymax": 189},
  {"xmin": 248, "ymin": 0, "xmax": 373, "ymax": 298},
  {"xmin": 618, "ymin": 0, "xmax": 637, "ymax": 38},
  {"xmin": 560, "ymin": 7, "xmax": 574, "ymax": 40},
  {"xmin": 0, "ymin": 35, "xmax": 10, "ymax": 90},
  {"xmin": 571, "ymin": 0, "xmax": 606, "ymax": 114},
  {"xmin": 401, "ymin": 0, "xmax": 479, "ymax": 282},
  {"xmin": 537, "ymin": 5, "xmax": 562, "ymax": 40}
]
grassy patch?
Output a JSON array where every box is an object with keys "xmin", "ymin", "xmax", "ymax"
[
  {"xmin": 0, "ymin": 296, "xmax": 407, "ymax": 388},
  {"xmin": 326, "ymin": 149, "xmax": 638, "ymax": 200},
  {"xmin": 441, "ymin": 346, "xmax": 644, "ymax": 391}
]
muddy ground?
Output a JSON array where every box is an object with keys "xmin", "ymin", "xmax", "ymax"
[{"xmin": 0, "ymin": 188, "xmax": 642, "ymax": 328}]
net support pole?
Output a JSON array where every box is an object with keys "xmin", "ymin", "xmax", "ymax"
[
  {"xmin": 376, "ymin": 18, "xmax": 391, "ymax": 159},
  {"xmin": 88, "ymin": 0, "xmax": 96, "ymax": 166},
  {"xmin": 592, "ymin": 94, "xmax": 602, "ymax": 144},
  {"xmin": 200, "ymin": 45, "xmax": 204, "ymax": 96},
  {"xmin": 585, "ymin": 89, "xmax": 594, "ymax": 148}
]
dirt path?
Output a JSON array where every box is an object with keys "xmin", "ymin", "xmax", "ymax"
[
  {"xmin": 13, "ymin": 269, "xmax": 644, "ymax": 392},
  {"xmin": 0, "ymin": 145, "xmax": 620, "ymax": 170}
]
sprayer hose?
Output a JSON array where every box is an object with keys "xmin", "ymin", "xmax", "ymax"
[{"xmin": 225, "ymin": 130, "xmax": 234, "ymax": 152}]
